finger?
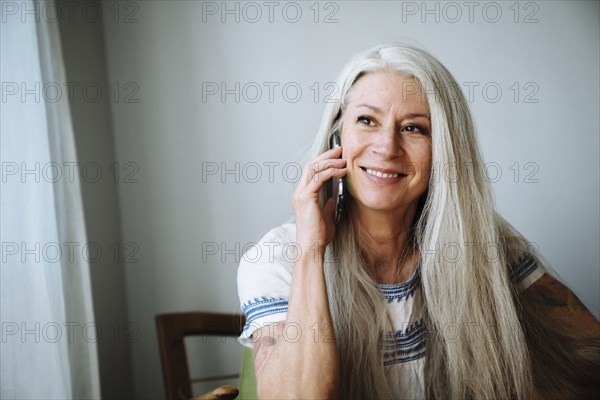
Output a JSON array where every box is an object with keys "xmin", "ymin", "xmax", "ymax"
[
  {"xmin": 304, "ymin": 159, "xmax": 346, "ymax": 183},
  {"xmin": 293, "ymin": 167, "xmax": 346, "ymax": 202},
  {"xmin": 303, "ymin": 167, "xmax": 347, "ymax": 193},
  {"xmin": 313, "ymin": 146, "xmax": 342, "ymax": 163}
]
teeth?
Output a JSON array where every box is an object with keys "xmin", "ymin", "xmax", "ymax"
[{"xmin": 365, "ymin": 168, "xmax": 400, "ymax": 179}]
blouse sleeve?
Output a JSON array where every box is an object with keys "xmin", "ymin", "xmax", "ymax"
[
  {"xmin": 509, "ymin": 252, "xmax": 545, "ymax": 292},
  {"xmin": 237, "ymin": 223, "xmax": 296, "ymax": 347}
]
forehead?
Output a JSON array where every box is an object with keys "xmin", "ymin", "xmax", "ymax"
[{"xmin": 346, "ymin": 70, "xmax": 428, "ymax": 111}]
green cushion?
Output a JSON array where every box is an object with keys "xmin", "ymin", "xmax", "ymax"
[{"xmin": 237, "ymin": 346, "xmax": 257, "ymax": 399}]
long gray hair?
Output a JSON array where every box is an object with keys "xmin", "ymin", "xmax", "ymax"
[{"xmin": 310, "ymin": 43, "xmax": 599, "ymax": 399}]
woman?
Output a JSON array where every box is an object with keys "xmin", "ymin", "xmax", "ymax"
[{"xmin": 237, "ymin": 43, "xmax": 600, "ymax": 399}]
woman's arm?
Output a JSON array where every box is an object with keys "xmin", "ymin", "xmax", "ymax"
[
  {"xmin": 522, "ymin": 273, "xmax": 600, "ymax": 332},
  {"xmin": 519, "ymin": 273, "xmax": 600, "ymax": 399},
  {"xmin": 250, "ymin": 147, "xmax": 346, "ymax": 399},
  {"xmin": 252, "ymin": 253, "xmax": 340, "ymax": 399}
]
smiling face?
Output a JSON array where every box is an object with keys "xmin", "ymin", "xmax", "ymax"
[{"xmin": 340, "ymin": 70, "xmax": 432, "ymax": 216}]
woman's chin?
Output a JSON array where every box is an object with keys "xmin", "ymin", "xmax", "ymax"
[{"xmin": 355, "ymin": 198, "xmax": 405, "ymax": 213}]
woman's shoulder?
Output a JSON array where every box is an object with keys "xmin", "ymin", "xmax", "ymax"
[
  {"xmin": 238, "ymin": 222, "xmax": 297, "ymax": 273},
  {"xmin": 237, "ymin": 223, "xmax": 297, "ymax": 345},
  {"xmin": 257, "ymin": 222, "xmax": 297, "ymax": 244},
  {"xmin": 508, "ymin": 252, "xmax": 545, "ymax": 292}
]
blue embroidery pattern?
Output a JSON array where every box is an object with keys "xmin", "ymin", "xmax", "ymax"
[
  {"xmin": 241, "ymin": 296, "xmax": 288, "ymax": 332},
  {"xmin": 382, "ymin": 319, "xmax": 426, "ymax": 366},
  {"xmin": 510, "ymin": 253, "xmax": 537, "ymax": 284},
  {"xmin": 375, "ymin": 268, "xmax": 420, "ymax": 303}
]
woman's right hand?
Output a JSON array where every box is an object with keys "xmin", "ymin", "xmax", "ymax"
[
  {"xmin": 292, "ymin": 146, "xmax": 347, "ymax": 254},
  {"xmin": 253, "ymin": 148, "xmax": 344, "ymax": 400}
]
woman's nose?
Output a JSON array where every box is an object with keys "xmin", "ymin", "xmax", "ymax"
[{"xmin": 371, "ymin": 125, "xmax": 403, "ymax": 158}]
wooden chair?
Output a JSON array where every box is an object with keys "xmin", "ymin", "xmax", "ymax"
[{"xmin": 156, "ymin": 312, "xmax": 247, "ymax": 400}]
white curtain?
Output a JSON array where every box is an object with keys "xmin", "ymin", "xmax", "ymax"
[{"xmin": 1, "ymin": 1, "xmax": 101, "ymax": 398}]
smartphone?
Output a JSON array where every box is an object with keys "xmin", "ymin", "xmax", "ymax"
[{"xmin": 329, "ymin": 131, "xmax": 344, "ymax": 223}]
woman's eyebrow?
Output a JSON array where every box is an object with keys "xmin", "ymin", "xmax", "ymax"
[
  {"xmin": 355, "ymin": 104, "xmax": 430, "ymax": 119},
  {"xmin": 404, "ymin": 113, "xmax": 431, "ymax": 120}
]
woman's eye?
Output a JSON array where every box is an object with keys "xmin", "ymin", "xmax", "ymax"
[
  {"xmin": 357, "ymin": 116, "xmax": 375, "ymax": 126},
  {"xmin": 403, "ymin": 124, "xmax": 427, "ymax": 134}
]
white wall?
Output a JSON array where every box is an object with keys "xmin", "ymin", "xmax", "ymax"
[
  {"xmin": 101, "ymin": 1, "xmax": 599, "ymax": 398},
  {"xmin": 58, "ymin": 5, "xmax": 133, "ymax": 398}
]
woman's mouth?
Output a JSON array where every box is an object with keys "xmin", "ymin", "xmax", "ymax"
[{"xmin": 360, "ymin": 167, "xmax": 407, "ymax": 183}]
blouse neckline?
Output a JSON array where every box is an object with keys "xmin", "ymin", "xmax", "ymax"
[{"xmin": 375, "ymin": 264, "xmax": 421, "ymax": 302}]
